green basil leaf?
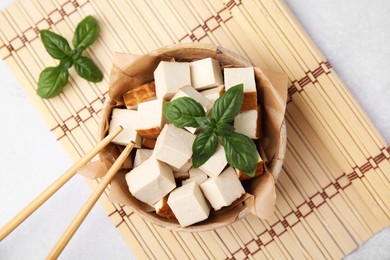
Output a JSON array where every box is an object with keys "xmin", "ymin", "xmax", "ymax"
[
  {"xmin": 222, "ymin": 132, "xmax": 258, "ymax": 176},
  {"xmin": 37, "ymin": 66, "xmax": 69, "ymax": 99},
  {"xmin": 59, "ymin": 56, "xmax": 73, "ymax": 70},
  {"xmin": 163, "ymin": 97, "xmax": 206, "ymax": 128},
  {"xmin": 73, "ymin": 16, "xmax": 99, "ymax": 51},
  {"xmin": 215, "ymin": 123, "xmax": 235, "ymax": 137},
  {"xmin": 192, "ymin": 127, "xmax": 218, "ymax": 168},
  {"xmin": 211, "ymin": 84, "xmax": 244, "ymax": 124},
  {"xmin": 195, "ymin": 117, "xmax": 215, "ymax": 129},
  {"xmin": 40, "ymin": 30, "xmax": 71, "ymax": 60},
  {"xmin": 73, "ymin": 56, "xmax": 103, "ymax": 82},
  {"xmin": 70, "ymin": 48, "xmax": 82, "ymax": 60}
]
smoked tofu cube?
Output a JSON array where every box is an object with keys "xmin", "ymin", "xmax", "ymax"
[
  {"xmin": 141, "ymin": 138, "xmax": 156, "ymax": 149},
  {"xmin": 134, "ymin": 149, "xmax": 153, "ymax": 167},
  {"xmin": 174, "ymin": 171, "xmax": 190, "ymax": 181},
  {"xmin": 154, "ymin": 195, "xmax": 176, "ymax": 219},
  {"xmin": 199, "ymin": 145, "xmax": 227, "ymax": 177},
  {"xmin": 224, "ymin": 67, "xmax": 257, "ymax": 111},
  {"xmin": 123, "ymin": 81, "xmax": 156, "ymax": 109},
  {"xmin": 234, "ymin": 106, "xmax": 261, "ymax": 139},
  {"xmin": 109, "ymin": 108, "xmax": 141, "ymax": 147},
  {"xmin": 153, "ymin": 124, "xmax": 196, "ymax": 169},
  {"xmin": 168, "ymin": 182, "xmax": 210, "ymax": 227},
  {"xmin": 190, "ymin": 57, "xmax": 223, "ymax": 90},
  {"xmin": 200, "ymin": 167, "xmax": 245, "ymax": 211},
  {"xmin": 182, "ymin": 168, "xmax": 208, "ymax": 185},
  {"xmin": 154, "ymin": 61, "xmax": 191, "ymax": 99},
  {"xmin": 135, "ymin": 99, "xmax": 166, "ymax": 139},
  {"xmin": 200, "ymin": 85, "xmax": 225, "ymax": 102},
  {"xmin": 126, "ymin": 157, "xmax": 176, "ymax": 206}
]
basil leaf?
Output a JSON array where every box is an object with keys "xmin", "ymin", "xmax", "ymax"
[
  {"xmin": 163, "ymin": 97, "xmax": 206, "ymax": 128},
  {"xmin": 70, "ymin": 48, "xmax": 82, "ymax": 60},
  {"xmin": 222, "ymin": 132, "xmax": 258, "ymax": 176},
  {"xmin": 73, "ymin": 16, "xmax": 99, "ymax": 51},
  {"xmin": 40, "ymin": 30, "xmax": 71, "ymax": 60},
  {"xmin": 37, "ymin": 66, "xmax": 69, "ymax": 99},
  {"xmin": 215, "ymin": 123, "xmax": 235, "ymax": 137},
  {"xmin": 211, "ymin": 84, "xmax": 244, "ymax": 124},
  {"xmin": 59, "ymin": 56, "xmax": 73, "ymax": 70},
  {"xmin": 73, "ymin": 56, "xmax": 103, "ymax": 82},
  {"xmin": 195, "ymin": 117, "xmax": 215, "ymax": 129},
  {"xmin": 192, "ymin": 127, "xmax": 218, "ymax": 168}
]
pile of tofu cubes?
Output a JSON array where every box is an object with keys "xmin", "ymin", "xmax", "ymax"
[{"xmin": 108, "ymin": 57, "xmax": 262, "ymax": 227}]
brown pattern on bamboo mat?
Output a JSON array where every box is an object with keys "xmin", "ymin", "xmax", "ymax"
[
  {"xmin": 0, "ymin": 0, "xmax": 87, "ymax": 60},
  {"xmin": 1, "ymin": 0, "xmax": 236, "ymax": 58},
  {"xmin": 50, "ymin": 94, "xmax": 106, "ymax": 140},
  {"xmin": 1, "ymin": 0, "xmax": 390, "ymax": 258},
  {"xmin": 288, "ymin": 61, "xmax": 332, "ymax": 96},
  {"xmin": 101, "ymin": 147, "xmax": 390, "ymax": 258},
  {"xmin": 0, "ymin": 0, "xmax": 333, "ymax": 141},
  {"xmin": 178, "ymin": 2, "xmax": 236, "ymax": 42},
  {"xmin": 226, "ymin": 147, "xmax": 390, "ymax": 258}
]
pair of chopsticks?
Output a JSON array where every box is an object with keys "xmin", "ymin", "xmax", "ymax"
[{"xmin": 0, "ymin": 126, "xmax": 134, "ymax": 259}]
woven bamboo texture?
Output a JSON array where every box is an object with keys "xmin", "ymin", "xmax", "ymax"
[{"xmin": 1, "ymin": 0, "xmax": 389, "ymax": 259}]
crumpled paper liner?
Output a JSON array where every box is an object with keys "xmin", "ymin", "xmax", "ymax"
[{"xmin": 84, "ymin": 43, "xmax": 287, "ymax": 231}]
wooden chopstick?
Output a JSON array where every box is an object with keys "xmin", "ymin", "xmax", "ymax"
[
  {"xmin": 0, "ymin": 126, "xmax": 123, "ymax": 241},
  {"xmin": 47, "ymin": 141, "xmax": 135, "ymax": 259}
]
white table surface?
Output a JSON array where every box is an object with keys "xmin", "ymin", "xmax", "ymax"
[{"xmin": 0, "ymin": 0, "xmax": 389, "ymax": 259}]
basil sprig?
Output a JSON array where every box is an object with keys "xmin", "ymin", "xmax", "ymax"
[
  {"xmin": 37, "ymin": 16, "xmax": 102, "ymax": 99},
  {"xmin": 163, "ymin": 97, "xmax": 206, "ymax": 128},
  {"xmin": 37, "ymin": 67, "xmax": 69, "ymax": 98},
  {"xmin": 73, "ymin": 16, "xmax": 100, "ymax": 52},
  {"xmin": 192, "ymin": 126, "xmax": 218, "ymax": 168},
  {"xmin": 163, "ymin": 84, "xmax": 259, "ymax": 176},
  {"xmin": 212, "ymin": 84, "xmax": 244, "ymax": 124},
  {"xmin": 40, "ymin": 30, "xmax": 71, "ymax": 59},
  {"xmin": 222, "ymin": 133, "xmax": 259, "ymax": 175}
]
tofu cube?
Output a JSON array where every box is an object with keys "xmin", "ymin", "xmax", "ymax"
[
  {"xmin": 172, "ymin": 85, "xmax": 212, "ymax": 113},
  {"xmin": 234, "ymin": 106, "xmax": 261, "ymax": 139},
  {"xmin": 134, "ymin": 149, "xmax": 153, "ymax": 167},
  {"xmin": 154, "ymin": 61, "xmax": 191, "ymax": 99},
  {"xmin": 199, "ymin": 144, "xmax": 227, "ymax": 177},
  {"xmin": 109, "ymin": 108, "xmax": 141, "ymax": 147},
  {"xmin": 126, "ymin": 157, "xmax": 176, "ymax": 206},
  {"xmin": 182, "ymin": 168, "xmax": 208, "ymax": 185},
  {"xmin": 190, "ymin": 57, "xmax": 223, "ymax": 90},
  {"xmin": 153, "ymin": 124, "xmax": 196, "ymax": 169},
  {"xmin": 171, "ymin": 85, "xmax": 212, "ymax": 133},
  {"xmin": 224, "ymin": 67, "xmax": 256, "ymax": 92},
  {"xmin": 168, "ymin": 182, "xmax": 210, "ymax": 227},
  {"xmin": 154, "ymin": 195, "xmax": 176, "ymax": 219},
  {"xmin": 200, "ymin": 167, "xmax": 245, "ymax": 210},
  {"xmin": 224, "ymin": 67, "xmax": 257, "ymax": 111},
  {"xmin": 170, "ymin": 159, "xmax": 192, "ymax": 173},
  {"xmin": 123, "ymin": 81, "xmax": 156, "ymax": 109},
  {"xmin": 135, "ymin": 99, "xmax": 166, "ymax": 139},
  {"xmin": 200, "ymin": 85, "xmax": 225, "ymax": 102}
]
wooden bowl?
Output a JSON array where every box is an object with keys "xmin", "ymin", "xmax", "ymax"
[{"xmin": 99, "ymin": 43, "xmax": 286, "ymax": 231}]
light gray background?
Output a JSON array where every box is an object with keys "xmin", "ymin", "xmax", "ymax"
[{"xmin": 0, "ymin": 0, "xmax": 389, "ymax": 259}]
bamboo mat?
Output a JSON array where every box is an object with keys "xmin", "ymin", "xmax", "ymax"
[{"xmin": 1, "ymin": 0, "xmax": 389, "ymax": 259}]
